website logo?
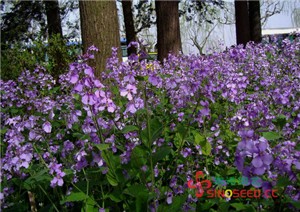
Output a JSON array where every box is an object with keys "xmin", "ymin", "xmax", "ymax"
[
  {"xmin": 187, "ymin": 171, "xmax": 278, "ymax": 199},
  {"xmin": 187, "ymin": 171, "xmax": 212, "ymax": 197}
]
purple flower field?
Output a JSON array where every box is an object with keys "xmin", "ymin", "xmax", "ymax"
[{"xmin": 1, "ymin": 37, "xmax": 299, "ymax": 211}]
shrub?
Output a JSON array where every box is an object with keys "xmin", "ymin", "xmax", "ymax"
[{"xmin": 1, "ymin": 34, "xmax": 81, "ymax": 81}]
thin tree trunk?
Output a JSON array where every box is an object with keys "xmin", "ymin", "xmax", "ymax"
[
  {"xmin": 249, "ymin": 0, "xmax": 262, "ymax": 43},
  {"xmin": 79, "ymin": 1, "xmax": 121, "ymax": 77},
  {"xmin": 44, "ymin": 0, "xmax": 65, "ymax": 80},
  {"xmin": 155, "ymin": 0, "xmax": 182, "ymax": 62},
  {"xmin": 44, "ymin": 0, "xmax": 63, "ymax": 37},
  {"xmin": 122, "ymin": 0, "xmax": 137, "ymax": 55},
  {"xmin": 234, "ymin": 0, "xmax": 251, "ymax": 46}
]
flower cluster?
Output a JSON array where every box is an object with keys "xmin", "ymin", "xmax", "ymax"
[{"xmin": 1, "ymin": 36, "xmax": 299, "ymax": 211}]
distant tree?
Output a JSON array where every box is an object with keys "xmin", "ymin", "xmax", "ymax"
[
  {"xmin": 1, "ymin": 1, "xmax": 47, "ymax": 47},
  {"xmin": 155, "ymin": 0, "xmax": 182, "ymax": 62},
  {"xmin": 79, "ymin": 1, "xmax": 121, "ymax": 77},
  {"xmin": 121, "ymin": 0, "xmax": 137, "ymax": 55},
  {"xmin": 179, "ymin": 0, "xmax": 231, "ymax": 54},
  {"xmin": 134, "ymin": 0, "xmax": 156, "ymax": 34}
]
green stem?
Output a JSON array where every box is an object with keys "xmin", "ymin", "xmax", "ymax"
[
  {"xmin": 144, "ymin": 86, "xmax": 157, "ymax": 212},
  {"xmin": 33, "ymin": 144, "xmax": 47, "ymax": 166},
  {"xmin": 38, "ymin": 185, "xmax": 59, "ymax": 212},
  {"xmin": 71, "ymin": 183, "xmax": 101, "ymax": 208},
  {"xmin": 83, "ymin": 168, "xmax": 89, "ymax": 212},
  {"xmin": 100, "ymin": 185, "xmax": 105, "ymax": 208}
]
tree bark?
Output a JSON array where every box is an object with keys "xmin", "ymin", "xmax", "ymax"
[
  {"xmin": 79, "ymin": 1, "xmax": 121, "ymax": 77},
  {"xmin": 44, "ymin": 0, "xmax": 63, "ymax": 37},
  {"xmin": 249, "ymin": 0, "xmax": 262, "ymax": 43},
  {"xmin": 122, "ymin": 0, "xmax": 137, "ymax": 55},
  {"xmin": 234, "ymin": 0, "xmax": 251, "ymax": 46},
  {"xmin": 155, "ymin": 0, "xmax": 182, "ymax": 62}
]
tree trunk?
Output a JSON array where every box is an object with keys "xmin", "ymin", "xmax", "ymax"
[
  {"xmin": 155, "ymin": 0, "xmax": 182, "ymax": 62},
  {"xmin": 79, "ymin": 1, "xmax": 121, "ymax": 77},
  {"xmin": 234, "ymin": 0, "xmax": 251, "ymax": 46},
  {"xmin": 122, "ymin": 0, "xmax": 137, "ymax": 55},
  {"xmin": 44, "ymin": 0, "xmax": 65, "ymax": 80},
  {"xmin": 44, "ymin": 0, "xmax": 63, "ymax": 37},
  {"xmin": 249, "ymin": 0, "xmax": 262, "ymax": 43}
]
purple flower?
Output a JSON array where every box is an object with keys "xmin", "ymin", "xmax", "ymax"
[
  {"xmin": 91, "ymin": 152, "xmax": 104, "ymax": 167},
  {"xmin": 126, "ymin": 102, "xmax": 137, "ymax": 114},
  {"xmin": 82, "ymin": 92, "xmax": 97, "ymax": 105},
  {"xmin": 120, "ymin": 84, "xmax": 137, "ymax": 100},
  {"xmin": 84, "ymin": 67, "xmax": 94, "ymax": 78},
  {"xmin": 141, "ymin": 165, "xmax": 147, "ymax": 172},
  {"xmin": 251, "ymin": 142, "xmax": 273, "ymax": 175},
  {"xmin": 165, "ymin": 191, "xmax": 173, "ymax": 204},
  {"xmin": 42, "ymin": 121, "xmax": 52, "ymax": 133},
  {"xmin": 50, "ymin": 171, "xmax": 66, "ymax": 187},
  {"xmin": 70, "ymin": 73, "xmax": 79, "ymax": 84},
  {"xmin": 181, "ymin": 148, "xmax": 192, "ymax": 158},
  {"xmin": 149, "ymin": 75, "xmax": 159, "ymax": 86}
]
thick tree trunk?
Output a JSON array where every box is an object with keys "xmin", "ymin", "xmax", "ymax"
[
  {"xmin": 44, "ymin": 0, "xmax": 63, "ymax": 37},
  {"xmin": 155, "ymin": 0, "xmax": 182, "ymax": 62},
  {"xmin": 79, "ymin": 1, "xmax": 121, "ymax": 77},
  {"xmin": 234, "ymin": 0, "xmax": 251, "ymax": 46},
  {"xmin": 122, "ymin": 0, "xmax": 137, "ymax": 55},
  {"xmin": 249, "ymin": 0, "xmax": 262, "ymax": 43}
]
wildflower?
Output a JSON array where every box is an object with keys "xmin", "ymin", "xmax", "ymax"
[{"xmin": 42, "ymin": 121, "xmax": 52, "ymax": 133}]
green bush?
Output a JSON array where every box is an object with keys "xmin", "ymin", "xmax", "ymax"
[{"xmin": 1, "ymin": 34, "xmax": 81, "ymax": 81}]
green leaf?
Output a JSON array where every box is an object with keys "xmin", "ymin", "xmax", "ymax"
[
  {"xmin": 1, "ymin": 127, "xmax": 7, "ymax": 135},
  {"xmin": 196, "ymin": 201, "xmax": 215, "ymax": 211},
  {"xmin": 231, "ymin": 203, "xmax": 247, "ymax": 211},
  {"xmin": 164, "ymin": 194, "xmax": 187, "ymax": 212},
  {"xmin": 94, "ymin": 144, "xmax": 110, "ymax": 151},
  {"xmin": 153, "ymin": 146, "xmax": 172, "ymax": 163},
  {"xmin": 218, "ymin": 202, "xmax": 230, "ymax": 212},
  {"xmin": 108, "ymin": 188, "xmax": 123, "ymax": 202},
  {"xmin": 64, "ymin": 192, "xmax": 88, "ymax": 202},
  {"xmin": 106, "ymin": 170, "xmax": 118, "ymax": 186},
  {"xmin": 85, "ymin": 198, "xmax": 98, "ymax": 212},
  {"xmin": 122, "ymin": 125, "xmax": 139, "ymax": 133},
  {"xmin": 272, "ymin": 115, "xmax": 287, "ymax": 130},
  {"xmin": 199, "ymin": 136, "xmax": 211, "ymax": 156},
  {"xmin": 224, "ymin": 167, "xmax": 236, "ymax": 175},
  {"xmin": 150, "ymin": 118, "xmax": 164, "ymax": 142},
  {"xmin": 135, "ymin": 75, "xmax": 145, "ymax": 81},
  {"xmin": 245, "ymin": 205, "xmax": 256, "ymax": 212},
  {"xmin": 123, "ymin": 184, "xmax": 147, "ymax": 197},
  {"xmin": 49, "ymin": 86, "xmax": 60, "ymax": 94},
  {"xmin": 276, "ymin": 176, "xmax": 291, "ymax": 187},
  {"xmin": 136, "ymin": 192, "xmax": 149, "ymax": 212},
  {"xmin": 32, "ymin": 169, "xmax": 51, "ymax": 182},
  {"xmin": 289, "ymin": 198, "xmax": 300, "ymax": 209},
  {"xmin": 63, "ymin": 169, "xmax": 74, "ymax": 176},
  {"xmin": 176, "ymin": 124, "xmax": 186, "ymax": 140},
  {"xmin": 11, "ymin": 109, "xmax": 19, "ymax": 114},
  {"xmin": 73, "ymin": 93, "xmax": 81, "ymax": 101},
  {"xmin": 174, "ymin": 133, "xmax": 181, "ymax": 149},
  {"xmin": 262, "ymin": 132, "xmax": 280, "ymax": 140},
  {"xmin": 194, "ymin": 133, "xmax": 205, "ymax": 145},
  {"xmin": 79, "ymin": 134, "xmax": 90, "ymax": 140}
]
